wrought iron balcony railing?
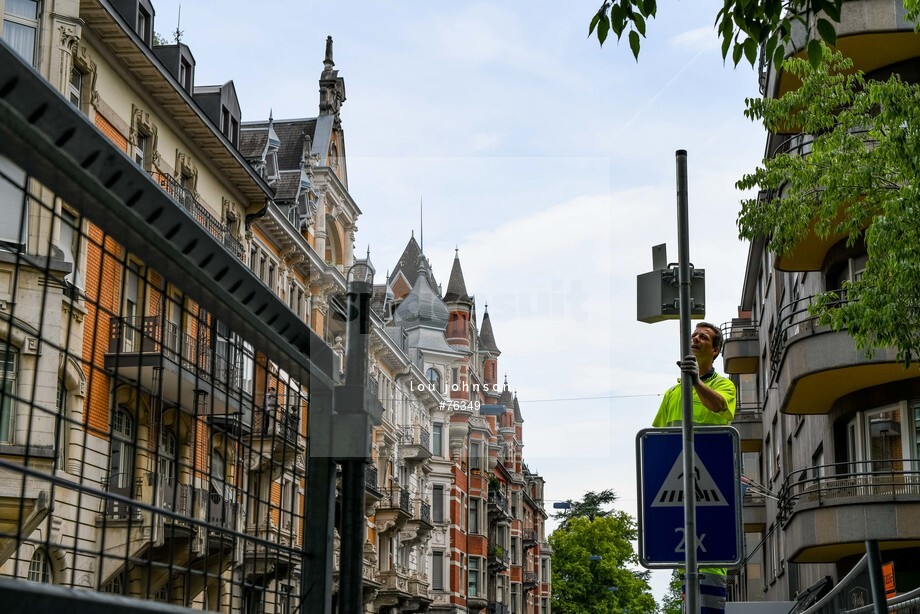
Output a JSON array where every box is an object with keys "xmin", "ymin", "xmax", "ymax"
[
  {"xmin": 150, "ymin": 171, "xmax": 244, "ymax": 260},
  {"xmin": 777, "ymin": 460, "xmax": 920, "ymax": 524}
]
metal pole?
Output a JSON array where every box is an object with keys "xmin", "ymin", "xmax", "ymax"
[
  {"xmin": 302, "ymin": 385, "xmax": 336, "ymax": 614},
  {"xmin": 676, "ymin": 149, "xmax": 699, "ymax": 614},
  {"xmin": 302, "ymin": 343, "xmax": 336, "ymax": 614},
  {"xmin": 338, "ymin": 281, "xmax": 373, "ymax": 613},
  {"xmin": 866, "ymin": 539, "xmax": 888, "ymax": 614}
]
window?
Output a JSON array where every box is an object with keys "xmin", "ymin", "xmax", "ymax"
[
  {"xmin": 468, "ymin": 497, "xmax": 479, "ymax": 534},
  {"xmin": 122, "ymin": 262, "xmax": 143, "ymax": 350},
  {"xmin": 467, "ymin": 557, "xmax": 480, "ymax": 597},
  {"xmin": 511, "ymin": 584, "xmax": 519, "ymax": 612},
  {"xmin": 0, "ymin": 347, "xmax": 16, "ymax": 442},
  {"xmin": 136, "ymin": 5, "xmax": 151, "ymax": 43},
  {"xmin": 109, "ymin": 408, "xmax": 135, "ymax": 492},
  {"xmin": 848, "ymin": 402, "xmax": 908, "ymax": 473},
  {"xmin": 27, "ymin": 549, "xmax": 51, "ymax": 583},
  {"xmin": 3, "ymin": 0, "xmax": 39, "ymax": 66},
  {"xmin": 432, "ymin": 423, "xmax": 442, "ymax": 457},
  {"xmin": 134, "ymin": 133, "xmax": 148, "ymax": 168},
  {"xmin": 470, "ymin": 441, "xmax": 481, "ymax": 471},
  {"xmin": 0, "ymin": 154, "xmax": 27, "ymax": 247},
  {"xmin": 432, "ymin": 484, "xmax": 444, "ymax": 522},
  {"xmin": 158, "ymin": 428, "xmax": 176, "ymax": 482},
  {"xmin": 511, "ymin": 536, "xmax": 518, "ymax": 564},
  {"xmin": 432, "ymin": 551, "xmax": 444, "ymax": 590},
  {"xmin": 426, "ymin": 367, "xmax": 441, "ymax": 393},
  {"xmin": 178, "ymin": 57, "xmax": 192, "ymax": 91},
  {"xmin": 60, "ymin": 208, "xmax": 81, "ymax": 287},
  {"xmin": 67, "ymin": 66, "xmax": 82, "ymax": 107},
  {"xmin": 268, "ymin": 261, "xmax": 276, "ymax": 292}
]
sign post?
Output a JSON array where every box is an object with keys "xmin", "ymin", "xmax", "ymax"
[{"xmin": 636, "ymin": 427, "xmax": 743, "ymax": 568}]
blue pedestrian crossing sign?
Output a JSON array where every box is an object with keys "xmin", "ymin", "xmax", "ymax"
[{"xmin": 636, "ymin": 427, "xmax": 742, "ymax": 568}]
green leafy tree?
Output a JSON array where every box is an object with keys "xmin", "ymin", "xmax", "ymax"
[
  {"xmin": 737, "ymin": 44, "xmax": 920, "ymax": 364},
  {"xmin": 659, "ymin": 570, "xmax": 683, "ymax": 614},
  {"xmin": 554, "ymin": 489, "xmax": 619, "ymax": 526},
  {"xmin": 588, "ymin": 0, "xmax": 920, "ymax": 66},
  {"xmin": 550, "ymin": 510, "xmax": 656, "ymax": 613}
]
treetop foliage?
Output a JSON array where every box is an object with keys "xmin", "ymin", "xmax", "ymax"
[
  {"xmin": 737, "ymin": 44, "xmax": 920, "ymax": 365},
  {"xmin": 589, "ymin": 0, "xmax": 920, "ymax": 67}
]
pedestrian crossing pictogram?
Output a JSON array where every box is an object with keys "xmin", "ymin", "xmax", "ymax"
[{"xmin": 651, "ymin": 450, "xmax": 728, "ymax": 508}]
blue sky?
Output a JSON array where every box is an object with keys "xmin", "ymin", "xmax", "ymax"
[{"xmin": 153, "ymin": 0, "xmax": 766, "ymax": 600}]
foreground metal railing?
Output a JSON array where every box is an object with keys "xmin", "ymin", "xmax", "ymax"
[{"xmin": 0, "ymin": 37, "xmax": 336, "ymax": 613}]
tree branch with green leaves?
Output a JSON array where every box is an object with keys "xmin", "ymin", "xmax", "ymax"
[{"xmin": 737, "ymin": 44, "xmax": 920, "ymax": 365}]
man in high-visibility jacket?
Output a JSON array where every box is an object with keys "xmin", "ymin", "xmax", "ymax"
[{"xmin": 652, "ymin": 321, "xmax": 737, "ymax": 614}]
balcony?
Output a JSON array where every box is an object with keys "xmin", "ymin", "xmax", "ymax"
[
  {"xmin": 243, "ymin": 519, "xmax": 295, "ymax": 580},
  {"xmin": 488, "ymin": 489, "xmax": 511, "ymax": 522},
  {"xmin": 248, "ymin": 408, "xmax": 301, "ymax": 470},
  {"xmin": 149, "ymin": 171, "xmax": 244, "ymax": 260},
  {"xmin": 522, "ymin": 527, "xmax": 538, "ymax": 550},
  {"xmin": 771, "ymin": 1, "xmax": 920, "ymax": 99},
  {"xmin": 771, "ymin": 293, "xmax": 916, "ymax": 414},
  {"xmin": 375, "ymin": 487, "xmax": 412, "ymax": 534},
  {"xmin": 400, "ymin": 425, "xmax": 432, "ymax": 463},
  {"xmin": 778, "ymin": 461, "xmax": 920, "ymax": 563},
  {"xmin": 105, "ymin": 316, "xmax": 253, "ymax": 416},
  {"xmin": 374, "ymin": 568, "xmax": 412, "ymax": 610},
  {"xmin": 523, "ymin": 571, "xmax": 538, "ymax": 589},
  {"xmin": 402, "ymin": 498, "xmax": 434, "ymax": 545},
  {"xmin": 487, "ymin": 602, "xmax": 510, "ymax": 614},
  {"xmin": 733, "ymin": 402, "xmax": 763, "ymax": 452},
  {"xmin": 487, "ymin": 544, "xmax": 509, "ymax": 571},
  {"xmin": 364, "ymin": 465, "xmax": 384, "ymax": 512},
  {"xmin": 721, "ymin": 320, "xmax": 760, "ymax": 374}
]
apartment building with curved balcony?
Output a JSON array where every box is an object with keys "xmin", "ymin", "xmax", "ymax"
[{"xmin": 726, "ymin": 1, "xmax": 920, "ymax": 603}]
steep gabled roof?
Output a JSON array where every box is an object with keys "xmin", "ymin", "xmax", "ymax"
[
  {"xmin": 244, "ymin": 118, "xmax": 318, "ymax": 170},
  {"xmin": 389, "ymin": 235, "xmax": 437, "ymax": 291}
]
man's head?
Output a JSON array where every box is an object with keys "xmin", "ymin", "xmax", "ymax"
[{"xmin": 691, "ymin": 322, "xmax": 723, "ymax": 366}]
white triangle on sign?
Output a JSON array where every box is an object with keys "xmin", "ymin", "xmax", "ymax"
[{"xmin": 651, "ymin": 450, "xmax": 729, "ymax": 508}]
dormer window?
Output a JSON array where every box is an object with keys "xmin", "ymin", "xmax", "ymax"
[
  {"xmin": 137, "ymin": 6, "xmax": 151, "ymax": 45},
  {"xmin": 179, "ymin": 57, "xmax": 192, "ymax": 91},
  {"xmin": 265, "ymin": 152, "xmax": 278, "ymax": 179}
]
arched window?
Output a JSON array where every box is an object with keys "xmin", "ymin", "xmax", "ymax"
[
  {"xmin": 28, "ymin": 549, "xmax": 51, "ymax": 583},
  {"xmin": 426, "ymin": 368, "xmax": 441, "ymax": 393},
  {"xmin": 158, "ymin": 427, "xmax": 176, "ymax": 482}
]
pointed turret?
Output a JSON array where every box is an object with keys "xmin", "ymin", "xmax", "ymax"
[
  {"xmin": 444, "ymin": 249, "xmax": 473, "ymax": 348},
  {"xmin": 443, "ymin": 249, "xmax": 471, "ymax": 304},
  {"xmin": 479, "ymin": 304, "xmax": 501, "ymax": 388}
]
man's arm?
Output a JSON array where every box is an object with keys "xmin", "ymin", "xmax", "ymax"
[{"xmin": 694, "ymin": 379, "xmax": 730, "ymax": 416}]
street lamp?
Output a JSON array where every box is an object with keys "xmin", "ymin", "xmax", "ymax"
[{"xmin": 338, "ymin": 253, "xmax": 377, "ymax": 614}]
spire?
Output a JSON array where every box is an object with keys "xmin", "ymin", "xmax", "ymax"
[
  {"xmin": 479, "ymin": 305, "xmax": 500, "ymax": 354},
  {"xmin": 389, "ymin": 234, "xmax": 437, "ymax": 290},
  {"xmin": 319, "ymin": 36, "xmax": 345, "ymax": 117},
  {"xmin": 324, "ymin": 35, "xmax": 335, "ymax": 70},
  {"xmin": 420, "ymin": 196, "xmax": 424, "ymax": 254},
  {"xmin": 500, "ymin": 375, "xmax": 514, "ymax": 406},
  {"xmin": 443, "ymin": 249, "xmax": 471, "ymax": 304}
]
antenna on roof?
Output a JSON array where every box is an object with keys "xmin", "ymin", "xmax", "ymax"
[
  {"xmin": 173, "ymin": 3, "xmax": 184, "ymax": 44},
  {"xmin": 420, "ymin": 196, "xmax": 424, "ymax": 254}
]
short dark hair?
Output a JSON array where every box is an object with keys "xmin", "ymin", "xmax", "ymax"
[{"xmin": 695, "ymin": 321, "xmax": 723, "ymax": 353}]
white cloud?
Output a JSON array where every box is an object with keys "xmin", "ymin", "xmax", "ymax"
[{"xmin": 669, "ymin": 26, "xmax": 721, "ymax": 51}]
